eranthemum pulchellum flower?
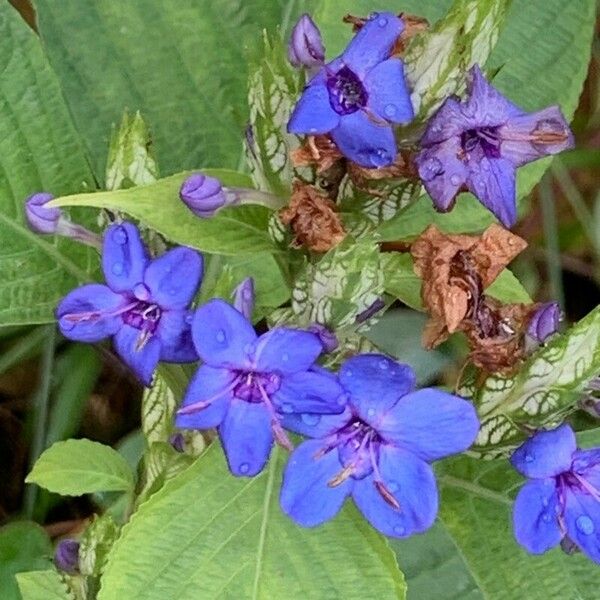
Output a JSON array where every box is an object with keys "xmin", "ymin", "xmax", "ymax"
[
  {"xmin": 280, "ymin": 354, "xmax": 479, "ymax": 537},
  {"xmin": 287, "ymin": 12, "xmax": 414, "ymax": 168},
  {"xmin": 175, "ymin": 299, "xmax": 345, "ymax": 477},
  {"xmin": 511, "ymin": 424, "xmax": 600, "ymax": 563},
  {"xmin": 57, "ymin": 222, "xmax": 202, "ymax": 385},
  {"xmin": 416, "ymin": 65, "xmax": 574, "ymax": 227}
]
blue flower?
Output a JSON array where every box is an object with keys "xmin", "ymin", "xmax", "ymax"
[
  {"xmin": 288, "ymin": 14, "xmax": 325, "ymax": 70},
  {"xmin": 175, "ymin": 299, "xmax": 346, "ymax": 477},
  {"xmin": 57, "ymin": 222, "xmax": 202, "ymax": 385},
  {"xmin": 280, "ymin": 354, "xmax": 480, "ymax": 537},
  {"xmin": 511, "ymin": 424, "xmax": 600, "ymax": 564},
  {"xmin": 287, "ymin": 12, "xmax": 414, "ymax": 168},
  {"xmin": 416, "ymin": 65, "xmax": 573, "ymax": 227}
]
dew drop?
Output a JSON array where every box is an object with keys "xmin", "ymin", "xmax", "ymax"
[
  {"xmin": 431, "ymin": 123, "xmax": 443, "ymax": 134},
  {"xmin": 239, "ymin": 463, "xmax": 250, "ymax": 475},
  {"xmin": 384, "ymin": 104, "xmax": 396, "ymax": 117},
  {"xmin": 185, "ymin": 314, "xmax": 194, "ymax": 325},
  {"xmin": 281, "ymin": 402, "xmax": 294, "ymax": 414},
  {"xmin": 388, "ymin": 480, "xmax": 399, "ymax": 492},
  {"xmin": 345, "ymin": 370, "xmax": 353, "ymax": 378},
  {"xmin": 112, "ymin": 226, "xmax": 128, "ymax": 245},
  {"xmin": 379, "ymin": 359, "xmax": 389, "ymax": 370},
  {"xmin": 450, "ymin": 174, "xmax": 462, "ymax": 186},
  {"xmin": 111, "ymin": 262, "xmax": 124, "ymax": 276},
  {"xmin": 243, "ymin": 342, "xmax": 254, "ymax": 355},
  {"xmin": 367, "ymin": 407, "xmax": 376, "ymax": 418},
  {"xmin": 576, "ymin": 515, "xmax": 595, "ymax": 535},
  {"xmin": 420, "ymin": 157, "xmax": 443, "ymax": 182},
  {"xmin": 393, "ymin": 525, "xmax": 406, "ymax": 536},
  {"xmin": 542, "ymin": 512, "xmax": 552, "ymax": 523},
  {"xmin": 282, "ymin": 352, "xmax": 290, "ymax": 362},
  {"xmin": 370, "ymin": 147, "xmax": 392, "ymax": 167},
  {"xmin": 378, "ymin": 16, "xmax": 388, "ymax": 27},
  {"xmin": 481, "ymin": 160, "xmax": 490, "ymax": 171},
  {"xmin": 337, "ymin": 393, "xmax": 349, "ymax": 406},
  {"xmin": 524, "ymin": 452, "xmax": 534, "ymax": 463},
  {"xmin": 309, "ymin": 127, "xmax": 318, "ymax": 134},
  {"xmin": 541, "ymin": 497, "xmax": 549, "ymax": 507},
  {"xmin": 301, "ymin": 413, "xmax": 321, "ymax": 426},
  {"xmin": 215, "ymin": 329, "xmax": 226, "ymax": 343},
  {"xmin": 168, "ymin": 287, "xmax": 178, "ymax": 296}
]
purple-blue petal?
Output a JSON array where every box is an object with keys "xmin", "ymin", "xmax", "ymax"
[
  {"xmin": 287, "ymin": 83, "xmax": 340, "ymax": 135},
  {"xmin": 252, "ymin": 328, "xmax": 322, "ymax": 375},
  {"xmin": 420, "ymin": 97, "xmax": 469, "ymax": 146},
  {"xmin": 288, "ymin": 14, "xmax": 325, "ymax": 69},
  {"xmin": 156, "ymin": 310, "xmax": 198, "ymax": 363},
  {"xmin": 377, "ymin": 389, "xmax": 480, "ymax": 461},
  {"xmin": 191, "ymin": 299, "xmax": 257, "ymax": 369},
  {"xmin": 351, "ymin": 445, "xmax": 438, "ymax": 537},
  {"xmin": 144, "ymin": 247, "xmax": 203, "ymax": 310},
  {"xmin": 280, "ymin": 438, "xmax": 351, "ymax": 527},
  {"xmin": 510, "ymin": 424, "xmax": 576, "ymax": 479},
  {"xmin": 282, "ymin": 407, "xmax": 352, "ymax": 439},
  {"xmin": 330, "ymin": 110, "xmax": 397, "ymax": 168},
  {"xmin": 364, "ymin": 58, "xmax": 413, "ymax": 124},
  {"xmin": 175, "ymin": 365, "xmax": 235, "ymax": 429},
  {"xmin": 102, "ymin": 222, "xmax": 148, "ymax": 293},
  {"xmin": 341, "ymin": 12, "xmax": 403, "ymax": 77},
  {"xmin": 219, "ymin": 399, "xmax": 273, "ymax": 477},
  {"xmin": 512, "ymin": 478, "xmax": 562, "ymax": 554},
  {"xmin": 339, "ymin": 354, "xmax": 415, "ymax": 424},
  {"xmin": 57, "ymin": 284, "xmax": 124, "ymax": 343},
  {"xmin": 527, "ymin": 301, "xmax": 561, "ymax": 343},
  {"xmin": 113, "ymin": 324, "xmax": 161, "ymax": 386},
  {"xmin": 272, "ymin": 370, "xmax": 345, "ymax": 415},
  {"xmin": 563, "ymin": 488, "xmax": 600, "ymax": 564}
]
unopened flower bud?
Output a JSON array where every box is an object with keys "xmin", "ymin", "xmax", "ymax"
[
  {"xmin": 169, "ymin": 432, "xmax": 185, "ymax": 453},
  {"xmin": 308, "ymin": 323, "xmax": 339, "ymax": 353},
  {"xmin": 288, "ymin": 14, "xmax": 325, "ymax": 69},
  {"xmin": 233, "ymin": 277, "xmax": 255, "ymax": 320},
  {"xmin": 54, "ymin": 539, "xmax": 80, "ymax": 574},
  {"xmin": 527, "ymin": 301, "xmax": 561, "ymax": 343},
  {"xmin": 25, "ymin": 192, "xmax": 60, "ymax": 234},
  {"xmin": 180, "ymin": 173, "xmax": 227, "ymax": 218}
]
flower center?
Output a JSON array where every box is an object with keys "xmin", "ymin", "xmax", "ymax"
[
  {"xmin": 122, "ymin": 301, "xmax": 161, "ymax": 334},
  {"xmin": 460, "ymin": 126, "xmax": 501, "ymax": 159},
  {"xmin": 326, "ymin": 66, "xmax": 368, "ymax": 115},
  {"xmin": 233, "ymin": 371, "xmax": 281, "ymax": 403}
]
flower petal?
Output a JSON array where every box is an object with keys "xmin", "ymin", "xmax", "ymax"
[
  {"xmin": 102, "ymin": 222, "xmax": 148, "ymax": 292},
  {"xmin": 287, "ymin": 82, "xmax": 340, "ymax": 135},
  {"xmin": 280, "ymin": 438, "xmax": 351, "ymax": 527},
  {"xmin": 191, "ymin": 299, "xmax": 257, "ymax": 369},
  {"xmin": 253, "ymin": 328, "xmax": 322, "ymax": 375},
  {"xmin": 510, "ymin": 424, "xmax": 576, "ymax": 479},
  {"xmin": 331, "ymin": 111, "xmax": 397, "ymax": 168},
  {"xmin": 144, "ymin": 247, "xmax": 203, "ymax": 310},
  {"xmin": 351, "ymin": 445, "xmax": 438, "ymax": 537},
  {"xmin": 272, "ymin": 370, "xmax": 345, "ymax": 415},
  {"xmin": 339, "ymin": 354, "xmax": 415, "ymax": 424},
  {"xmin": 420, "ymin": 97, "xmax": 469, "ymax": 146},
  {"xmin": 175, "ymin": 365, "xmax": 235, "ymax": 429},
  {"xmin": 499, "ymin": 105, "xmax": 574, "ymax": 167},
  {"xmin": 57, "ymin": 284, "xmax": 124, "ymax": 342},
  {"xmin": 466, "ymin": 156, "xmax": 517, "ymax": 228},
  {"xmin": 157, "ymin": 310, "xmax": 197, "ymax": 362},
  {"xmin": 564, "ymin": 488, "xmax": 600, "ymax": 564},
  {"xmin": 219, "ymin": 399, "xmax": 273, "ymax": 477},
  {"xmin": 512, "ymin": 478, "xmax": 562, "ymax": 554},
  {"xmin": 113, "ymin": 324, "xmax": 161, "ymax": 386},
  {"xmin": 377, "ymin": 389, "xmax": 480, "ymax": 461},
  {"xmin": 342, "ymin": 12, "xmax": 403, "ymax": 77},
  {"xmin": 364, "ymin": 58, "xmax": 413, "ymax": 124},
  {"xmin": 282, "ymin": 407, "xmax": 352, "ymax": 439}
]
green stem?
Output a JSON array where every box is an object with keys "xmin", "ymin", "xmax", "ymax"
[{"xmin": 23, "ymin": 325, "xmax": 56, "ymax": 518}]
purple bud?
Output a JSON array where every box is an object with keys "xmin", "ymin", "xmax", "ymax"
[
  {"xmin": 169, "ymin": 432, "xmax": 185, "ymax": 453},
  {"xmin": 54, "ymin": 539, "xmax": 80, "ymax": 574},
  {"xmin": 232, "ymin": 277, "xmax": 255, "ymax": 320},
  {"xmin": 527, "ymin": 302, "xmax": 561, "ymax": 343},
  {"xmin": 356, "ymin": 298, "xmax": 386, "ymax": 324},
  {"xmin": 308, "ymin": 323, "xmax": 339, "ymax": 353},
  {"xmin": 288, "ymin": 14, "xmax": 325, "ymax": 69},
  {"xmin": 180, "ymin": 173, "xmax": 227, "ymax": 218},
  {"xmin": 25, "ymin": 192, "xmax": 60, "ymax": 234}
]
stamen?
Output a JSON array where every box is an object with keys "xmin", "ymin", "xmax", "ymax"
[
  {"xmin": 328, "ymin": 465, "xmax": 354, "ymax": 488},
  {"xmin": 573, "ymin": 473, "xmax": 600, "ymax": 503},
  {"xmin": 257, "ymin": 381, "xmax": 294, "ymax": 451},
  {"xmin": 374, "ymin": 480, "xmax": 401, "ymax": 510},
  {"xmin": 64, "ymin": 301, "xmax": 138, "ymax": 323}
]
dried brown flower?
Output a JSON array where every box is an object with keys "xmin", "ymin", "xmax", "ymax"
[{"xmin": 280, "ymin": 181, "xmax": 346, "ymax": 253}]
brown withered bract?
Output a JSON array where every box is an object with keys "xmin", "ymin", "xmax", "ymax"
[
  {"xmin": 280, "ymin": 181, "xmax": 346, "ymax": 253},
  {"xmin": 412, "ymin": 224, "xmax": 531, "ymax": 373}
]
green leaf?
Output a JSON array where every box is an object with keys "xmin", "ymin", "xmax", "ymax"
[
  {"xmin": 0, "ymin": 522, "xmax": 52, "ymax": 600},
  {"xmin": 472, "ymin": 305, "xmax": 600, "ymax": 455},
  {"xmin": 16, "ymin": 570, "xmax": 71, "ymax": 600},
  {"xmin": 292, "ymin": 240, "xmax": 383, "ymax": 328},
  {"xmin": 0, "ymin": 2, "xmax": 96, "ymax": 326},
  {"xmin": 405, "ymin": 0, "xmax": 512, "ymax": 119},
  {"xmin": 247, "ymin": 32, "xmax": 302, "ymax": 195},
  {"xmin": 98, "ymin": 444, "xmax": 405, "ymax": 599},
  {"xmin": 106, "ymin": 111, "xmax": 159, "ymax": 191},
  {"xmin": 49, "ymin": 171, "xmax": 277, "ymax": 255},
  {"xmin": 79, "ymin": 514, "xmax": 120, "ymax": 577},
  {"xmin": 26, "ymin": 439, "xmax": 135, "ymax": 496},
  {"xmin": 142, "ymin": 373, "xmax": 177, "ymax": 445},
  {"xmin": 34, "ymin": 0, "xmax": 313, "ymax": 178}
]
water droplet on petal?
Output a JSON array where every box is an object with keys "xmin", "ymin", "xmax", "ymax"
[
  {"xmin": 542, "ymin": 512, "xmax": 552, "ymax": 523},
  {"xmin": 450, "ymin": 174, "xmax": 462, "ymax": 186},
  {"xmin": 384, "ymin": 104, "xmax": 396, "ymax": 118},
  {"xmin": 168, "ymin": 288, "xmax": 178, "ymax": 296},
  {"xmin": 388, "ymin": 480, "xmax": 399, "ymax": 492},
  {"xmin": 576, "ymin": 515, "xmax": 595, "ymax": 535},
  {"xmin": 373, "ymin": 147, "xmax": 392, "ymax": 166},
  {"xmin": 345, "ymin": 370, "xmax": 353, "ymax": 377},
  {"xmin": 337, "ymin": 393, "xmax": 349, "ymax": 406},
  {"xmin": 243, "ymin": 343, "xmax": 253, "ymax": 355},
  {"xmin": 378, "ymin": 16, "xmax": 388, "ymax": 27},
  {"xmin": 239, "ymin": 463, "xmax": 250, "ymax": 475},
  {"xmin": 301, "ymin": 414, "xmax": 321, "ymax": 426},
  {"xmin": 367, "ymin": 407, "xmax": 376, "ymax": 418},
  {"xmin": 281, "ymin": 402, "xmax": 294, "ymax": 414},
  {"xmin": 112, "ymin": 226, "xmax": 128, "ymax": 245},
  {"xmin": 393, "ymin": 525, "xmax": 405, "ymax": 535},
  {"xmin": 282, "ymin": 352, "xmax": 289, "ymax": 362},
  {"xmin": 309, "ymin": 127, "xmax": 318, "ymax": 134},
  {"xmin": 379, "ymin": 359, "xmax": 389, "ymax": 370},
  {"xmin": 112, "ymin": 262, "xmax": 124, "ymax": 276},
  {"xmin": 541, "ymin": 497, "xmax": 549, "ymax": 507},
  {"xmin": 420, "ymin": 157, "xmax": 443, "ymax": 182},
  {"xmin": 185, "ymin": 314, "xmax": 193, "ymax": 325},
  {"xmin": 481, "ymin": 160, "xmax": 490, "ymax": 171},
  {"xmin": 431, "ymin": 123, "xmax": 443, "ymax": 134},
  {"xmin": 216, "ymin": 330, "xmax": 226, "ymax": 343},
  {"xmin": 524, "ymin": 452, "xmax": 534, "ymax": 463}
]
